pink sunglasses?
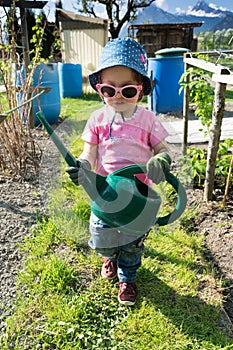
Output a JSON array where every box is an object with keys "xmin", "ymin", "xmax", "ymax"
[{"xmin": 96, "ymin": 84, "xmax": 142, "ymax": 99}]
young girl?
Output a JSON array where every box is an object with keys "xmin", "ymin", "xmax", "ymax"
[{"xmin": 66, "ymin": 38, "xmax": 171, "ymax": 305}]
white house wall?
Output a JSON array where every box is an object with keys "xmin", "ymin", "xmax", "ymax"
[{"xmin": 61, "ymin": 28, "xmax": 107, "ymax": 78}]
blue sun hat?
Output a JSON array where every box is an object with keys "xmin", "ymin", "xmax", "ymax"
[{"xmin": 89, "ymin": 37, "xmax": 151, "ymax": 95}]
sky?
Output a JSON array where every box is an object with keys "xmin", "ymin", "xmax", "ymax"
[
  {"xmin": 44, "ymin": 0, "xmax": 233, "ymax": 22},
  {"xmin": 153, "ymin": 0, "xmax": 233, "ymax": 14},
  {"xmin": 59, "ymin": 0, "xmax": 233, "ymax": 14}
]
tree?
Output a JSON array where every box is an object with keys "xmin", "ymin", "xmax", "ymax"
[
  {"xmin": 27, "ymin": 10, "xmax": 61, "ymax": 61},
  {"xmin": 74, "ymin": 0, "xmax": 156, "ymax": 38}
]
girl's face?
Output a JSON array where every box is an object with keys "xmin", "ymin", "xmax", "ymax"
[{"xmin": 97, "ymin": 66, "xmax": 142, "ymax": 115}]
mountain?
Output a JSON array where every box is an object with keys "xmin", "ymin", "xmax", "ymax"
[
  {"xmin": 191, "ymin": 0, "xmax": 224, "ymax": 16},
  {"xmin": 131, "ymin": 5, "xmax": 179, "ymax": 25},
  {"xmin": 120, "ymin": 0, "xmax": 233, "ymax": 36},
  {"xmin": 177, "ymin": 0, "xmax": 233, "ymax": 32}
]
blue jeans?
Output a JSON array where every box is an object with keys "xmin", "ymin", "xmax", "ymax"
[{"xmin": 89, "ymin": 212, "xmax": 148, "ymax": 283}]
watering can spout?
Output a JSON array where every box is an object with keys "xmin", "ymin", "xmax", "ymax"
[{"xmin": 36, "ymin": 111, "xmax": 187, "ymax": 236}]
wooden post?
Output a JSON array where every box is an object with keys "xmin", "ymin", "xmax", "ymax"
[
  {"xmin": 20, "ymin": 7, "xmax": 35, "ymax": 129},
  {"xmin": 182, "ymin": 62, "xmax": 190, "ymax": 155},
  {"xmin": 204, "ymin": 82, "xmax": 227, "ymax": 201},
  {"xmin": 20, "ymin": 7, "xmax": 30, "ymax": 73},
  {"xmin": 150, "ymin": 70, "xmax": 154, "ymax": 111}
]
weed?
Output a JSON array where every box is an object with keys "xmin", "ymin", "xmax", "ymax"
[{"xmin": 178, "ymin": 139, "xmax": 233, "ymax": 188}]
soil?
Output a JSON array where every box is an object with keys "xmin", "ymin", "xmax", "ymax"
[
  {"xmin": 0, "ymin": 105, "xmax": 233, "ymax": 335},
  {"xmin": 191, "ymin": 188, "xmax": 233, "ymax": 324},
  {"xmin": 159, "ymin": 103, "xmax": 233, "ymax": 331}
]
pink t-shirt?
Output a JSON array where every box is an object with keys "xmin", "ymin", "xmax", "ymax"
[{"xmin": 81, "ymin": 105, "xmax": 168, "ymax": 181}]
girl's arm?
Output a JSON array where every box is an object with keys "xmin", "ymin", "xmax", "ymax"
[
  {"xmin": 152, "ymin": 140, "xmax": 170, "ymax": 156},
  {"xmin": 79, "ymin": 141, "xmax": 98, "ymax": 169}
]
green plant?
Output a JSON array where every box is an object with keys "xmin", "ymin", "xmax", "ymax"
[
  {"xmin": 29, "ymin": 14, "xmax": 48, "ymax": 66},
  {"xmin": 179, "ymin": 55, "xmax": 233, "ymax": 191},
  {"xmin": 215, "ymin": 139, "xmax": 233, "ymax": 186},
  {"xmin": 179, "ymin": 64, "xmax": 214, "ymax": 133},
  {"xmin": 178, "ymin": 147, "xmax": 207, "ymax": 187},
  {"xmin": 179, "ymin": 139, "xmax": 233, "ymax": 188},
  {"xmin": 226, "ymin": 89, "xmax": 233, "ymax": 101}
]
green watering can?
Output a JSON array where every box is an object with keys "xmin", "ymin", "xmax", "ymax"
[{"xmin": 37, "ymin": 112, "xmax": 187, "ymax": 236}]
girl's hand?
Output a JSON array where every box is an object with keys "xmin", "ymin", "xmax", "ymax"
[
  {"xmin": 146, "ymin": 153, "xmax": 171, "ymax": 184},
  {"xmin": 66, "ymin": 159, "xmax": 91, "ymax": 186}
]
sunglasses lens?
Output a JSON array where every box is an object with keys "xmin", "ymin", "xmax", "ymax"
[
  {"xmin": 100, "ymin": 86, "xmax": 115, "ymax": 97},
  {"xmin": 122, "ymin": 87, "xmax": 138, "ymax": 98}
]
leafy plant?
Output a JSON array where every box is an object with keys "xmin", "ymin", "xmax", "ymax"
[
  {"xmin": 215, "ymin": 139, "xmax": 233, "ymax": 186},
  {"xmin": 178, "ymin": 147, "xmax": 207, "ymax": 187},
  {"xmin": 179, "ymin": 63, "xmax": 214, "ymax": 133},
  {"xmin": 179, "ymin": 139, "xmax": 233, "ymax": 188},
  {"xmin": 179, "ymin": 55, "xmax": 233, "ymax": 192}
]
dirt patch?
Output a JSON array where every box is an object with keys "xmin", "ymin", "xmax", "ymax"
[{"xmin": 190, "ymin": 188, "xmax": 233, "ymax": 324}]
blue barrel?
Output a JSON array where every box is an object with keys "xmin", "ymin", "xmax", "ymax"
[
  {"xmin": 148, "ymin": 48, "xmax": 189, "ymax": 114},
  {"xmin": 58, "ymin": 63, "xmax": 82, "ymax": 98},
  {"xmin": 16, "ymin": 63, "xmax": 60, "ymax": 126},
  {"xmin": 33, "ymin": 63, "xmax": 60, "ymax": 125}
]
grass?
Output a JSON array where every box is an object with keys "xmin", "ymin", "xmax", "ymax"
[
  {"xmin": 226, "ymin": 89, "xmax": 233, "ymax": 102},
  {"xmin": 59, "ymin": 92, "xmax": 101, "ymax": 117},
  {"xmin": 1, "ymin": 94, "xmax": 233, "ymax": 350}
]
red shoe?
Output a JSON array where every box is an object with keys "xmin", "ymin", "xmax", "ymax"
[
  {"xmin": 118, "ymin": 282, "xmax": 137, "ymax": 306},
  {"xmin": 101, "ymin": 258, "xmax": 117, "ymax": 279}
]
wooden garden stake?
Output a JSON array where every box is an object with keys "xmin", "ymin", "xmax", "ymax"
[
  {"xmin": 204, "ymin": 81, "xmax": 226, "ymax": 201},
  {"xmin": 223, "ymin": 154, "xmax": 233, "ymax": 206},
  {"xmin": 182, "ymin": 61, "xmax": 190, "ymax": 156}
]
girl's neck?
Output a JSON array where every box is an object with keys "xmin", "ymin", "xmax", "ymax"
[{"xmin": 109, "ymin": 105, "xmax": 139, "ymax": 120}]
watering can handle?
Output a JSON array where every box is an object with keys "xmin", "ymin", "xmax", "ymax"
[
  {"xmin": 113, "ymin": 164, "xmax": 187, "ymax": 226},
  {"xmin": 156, "ymin": 171, "xmax": 187, "ymax": 226}
]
